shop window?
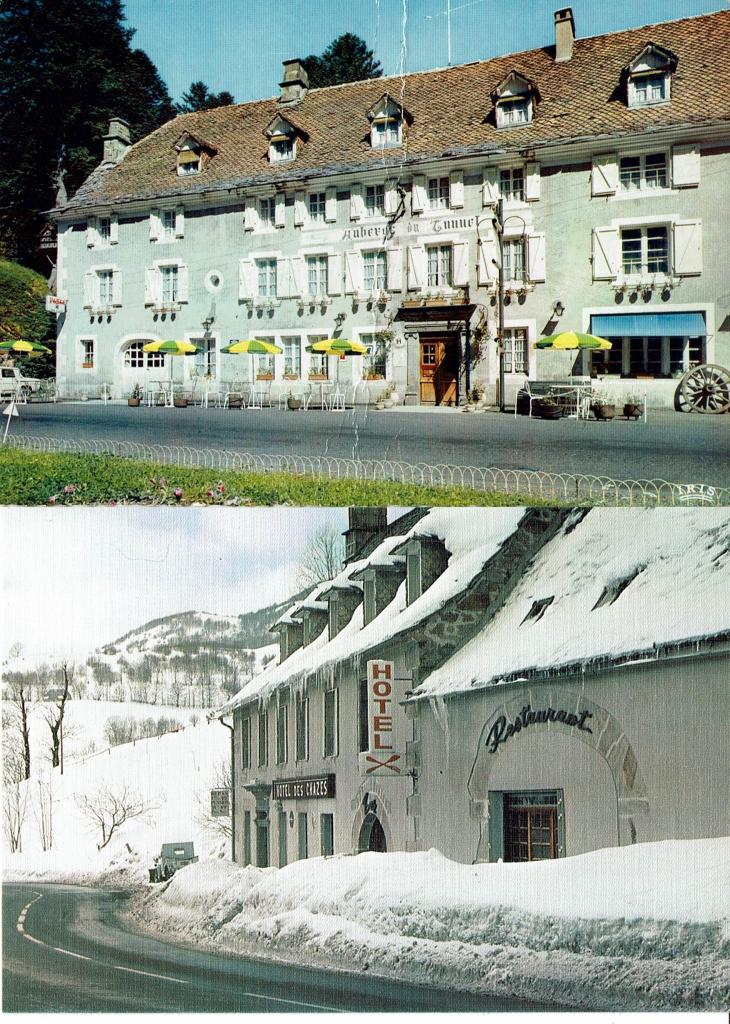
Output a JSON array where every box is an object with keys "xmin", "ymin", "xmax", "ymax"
[
  {"xmin": 521, "ymin": 596, "xmax": 554, "ymax": 624},
  {"xmin": 590, "ymin": 339, "xmax": 623, "ymax": 378},
  {"xmin": 295, "ymin": 695, "xmax": 309, "ymax": 762},
  {"xmin": 323, "ymin": 687, "xmax": 338, "ymax": 757},
  {"xmin": 278, "ymin": 810, "xmax": 288, "ymax": 867},
  {"xmin": 241, "ymin": 716, "xmax": 251, "ymax": 769},
  {"xmin": 258, "ymin": 709, "xmax": 268, "ymax": 767},
  {"xmin": 298, "ymin": 812, "xmax": 308, "ymax": 860},
  {"xmin": 502, "ymin": 790, "xmax": 563, "ymax": 862},
  {"xmin": 320, "ymin": 813, "xmax": 334, "ymax": 856},
  {"xmin": 593, "ymin": 566, "xmax": 645, "ymax": 609}
]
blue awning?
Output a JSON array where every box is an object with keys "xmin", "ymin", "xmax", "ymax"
[{"xmin": 590, "ymin": 313, "xmax": 706, "ymax": 337}]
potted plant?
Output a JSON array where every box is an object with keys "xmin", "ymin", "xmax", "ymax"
[
  {"xmin": 173, "ymin": 395, "xmax": 188, "ymax": 408},
  {"xmin": 287, "ymin": 394, "xmax": 302, "ymax": 411},
  {"xmin": 128, "ymin": 383, "xmax": 142, "ymax": 407},
  {"xmin": 535, "ymin": 396, "xmax": 563, "ymax": 420},
  {"xmin": 591, "ymin": 390, "xmax": 616, "ymax": 421},
  {"xmin": 623, "ymin": 393, "xmax": 643, "ymax": 420}
]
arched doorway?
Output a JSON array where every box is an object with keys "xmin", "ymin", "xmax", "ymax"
[{"xmin": 358, "ymin": 812, "xmax": 387, "ymax": 852}]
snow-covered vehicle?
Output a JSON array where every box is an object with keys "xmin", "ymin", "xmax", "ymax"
[
  {"xmin": 149, "ymin": 841, "xmax": 198, "ymax": 882},
  {"xmin": 0, "ymin": 365, "xmax": 43, "ymax": 400}
]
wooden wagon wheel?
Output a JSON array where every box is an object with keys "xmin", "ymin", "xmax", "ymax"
[{"xmin": 675, "ymin": 363, "xmax": 730, "ymax": 414}]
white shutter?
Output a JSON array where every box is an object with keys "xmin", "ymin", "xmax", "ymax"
[
  {"xmin": 407, "ymin": 245, "xmax": 426, "ymax": 291},
  {"xmin": 526, "ymin": 232, "xmax": 546, "ymax": 282},
  {"xmin": 294, "ymin": 191, "xmax": 307, "ymax": 227},
  {"xmin": 274, "ymin": 192, "xmax": 286, "ymax": 228},
  {"xmin": 244, "ymin": 201, "xmax": 258, "ymax": 232},
  {"xmin": 109, "ymin": 214, "xmax": 119, "ymax": 244},
  {"xmin": 477, "ymin": 236, "xmax": 498, "ymax": 285},
  {"xmin": 327, "ymin": 253, "xmax": 342, "ymax": 295},
  {"xmin": 525, "ymin": 162, "xmax": 541, "ymax": 201},
  {"xmin": 83, "ymin": 271, "xmax": 96, "ymax": 307},
  {"xmin": 276, "ymin": 257, "xmax": 290, "ymax": 297},
  {"xmin": 672, "ymin": 145, "xmax": 700, "ymax": 188},
  {"xmin": 673, "ymin": 220, "xmax": 702, "ymax": 276},
  {"xmin": 149, "ymin": 209, "xmax": 161, "ymax": 241},
  {"xmin": 592, "ymin": 226, "xmax": 620, "ymax": 280},
  {"xmin": 290, "ymin": 256, "xmax": 306, "ymax": 298},
  {"xmin": 144, "ymin": 266, "xmax": 159, "ymax": 305},
  {"xmin": 386, "ymin": 248, "xmax": 403, "ymax": 292},
  {"xmin": 411, "ymin": 175, "xmax": 427, "ymax": 213},
  {"xmin": 111, "ymin": 268, "xmax": 122, "ymax": 306},
  {"xmin": 449, "ymin": 170, "xmax": 464, "ymax": 209},
  {"xmin": 238, "ymin": 259, "xmax": 255, "ymax": 299},
  {"xmin": 175, "ymin": 206, "xmax": 185, "ymax": 238},
  {"xmin": 344, "ymin": 251, "xmax": 363, "ymax": 294},
  {"xmin": 452, "ymin": 241, "xmax": 469, "ymax": 286},
  {"xmin": 349, "ymin": 183, "xmax": 363, "ymax": 221},
  {"xmin": 384, "ymin": 185, "xmax": 398, "ymax": 216},
  {"xmin": 325, "ymin": 187, "xmax": 337, "ymax": 223},
  {"xmin": 86, "ymin": 217, "xmax": 97, "ymax": 248},
  {"xmin": 482, "ymin": 167, "xmax": 500, "ymax": 206},
  {"xmin": 177, "ymin": 264, "xmax": 189, "ymax": 302},
  {"xmin": 591, "ymin": 154, "xmax": 618, "ymax": 197}
]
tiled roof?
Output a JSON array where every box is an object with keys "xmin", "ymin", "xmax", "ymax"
[{"xmin": 60, "ymin": 10, "xmax": 730, "ymax": 212}]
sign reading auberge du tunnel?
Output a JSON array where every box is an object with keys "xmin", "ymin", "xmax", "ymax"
[{"xmin": 358, "ymin": 660, "xmax": 408, "ymax": 778}]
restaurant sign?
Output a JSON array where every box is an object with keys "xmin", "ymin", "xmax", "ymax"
[
  {"xmin": 358, "ymin": 659, "xmax": 408, "ymax": 778},
  {"xmin": 486, "ymin": 704, "xmax": 594, "ymax": 754},
  {"xmin": 45, "ymin": 295, "xmax": 67, "ymax": 314},
  {"xmin": 210, "ymin": 788, "xmax": 230, "ymax": 817},
  {"xmin": 272, "ymin": 774, "xmax": 335, "ymax": 800}
]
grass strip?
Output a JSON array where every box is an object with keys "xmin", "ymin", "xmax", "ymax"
[{"xmin": 0, "ymin": 448, "xmax": 550, "ymax": 506}]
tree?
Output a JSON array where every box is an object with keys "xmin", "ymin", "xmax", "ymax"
[
  {"xmin": 0, "ymin": 260, "xmax": 53, "ymax": 377},
  {"xmin": 176, "ymin": 81, "xmax": 235, "ymax": 113},
  {"xmin": 2, "ymin": 712, "xmax": 28, "ymax": 852},
  {"xmin": 76, "ymin": 784, "xmax": 154, "ymax": 850},
  {"xmin": 301, "ymin": 33, "xmax": 382, "ymax": 88},
  {"xmin": 43, "ymin": 662, "xmax": 74, "ymax": 770},
  {"xmin": 297, "ymin": 524, "xmax": 345, "ymax": 588},
  {"xmin": 0, "ymin": 0, "xmax": 175, "ymax": 266},
  {"xmin": 3, "ymin": 671, "xmax": 34, "ymax": 780}
]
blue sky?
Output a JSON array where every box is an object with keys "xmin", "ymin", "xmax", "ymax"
[{"xmin": 123, "ymin": 0, "xmax": 727, "ymax": 105}]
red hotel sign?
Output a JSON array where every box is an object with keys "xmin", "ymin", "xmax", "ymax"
[{"xmin": 359, "ymin": 660, "xmax": 407, "ymax": 778}]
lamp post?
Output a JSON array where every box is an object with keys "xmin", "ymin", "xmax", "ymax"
[{"xmin": 485, "ymin": 201, "xmax": 529, "ymax": 412}]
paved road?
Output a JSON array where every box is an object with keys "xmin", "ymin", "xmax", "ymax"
[
  {"xmin": 2, "ymin": 882, "xmax": 561, "ymax": 1013},
  {"xmin": 7, "ymin": 401, "xmax": 730, "ymax": 487}
]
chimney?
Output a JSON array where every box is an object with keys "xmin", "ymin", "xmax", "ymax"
[
  {"xmin": 344, "ymin": 507, "xmax": 388, "ymax": 562},
  {"xmin": 103, "ymin": 118, "xmax": 131, "ymax": 163},
  {"xmin": 554, "ymin": 8, "xmax": 575, "ymax": 63},
  {"xmin": 279, "ymin": 59, "xmax": 309, "ymax": 105}
]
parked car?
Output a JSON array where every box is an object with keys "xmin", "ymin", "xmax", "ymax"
[
  {"xmin": 148, "ymin": 841, "xmax": 198, "ymax": 883},
  {"xmin": 0, "ymin": 366, "xmax": 43, "ymax": 400}
]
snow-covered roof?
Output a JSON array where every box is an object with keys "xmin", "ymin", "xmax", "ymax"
[
  {"xmin": 216, "ymin": 509, "xmax": 526, "ymax": 714},
  {"xmin": 416, "ymin": 509, "xmax": 730, "ymax": 700}
]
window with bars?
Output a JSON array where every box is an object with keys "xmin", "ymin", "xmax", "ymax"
[
  {"xmin": 259, "ymin": 196, "xmax": 276, "ymax": 226},
  {"xmin": 503, "ymin": 328, "xmax": 528, "ymax": 374},
  {"xmin": 160, "ymin": 265, "xmax": 179, "ymax": 303},
  {"xmin": 276, "ymin": 700, "xmax": 288, "ymax": 764},
  {"xmin": 282, "ymin": 336, "xmax": 301, "ymax": 377},
  {"xmin": 306, "ymin": 255, "xmax": 328, "ymax": 297},
  {"xmin": 503, "ymin": 791, "xmax": 560, "ymax": 862},
  {"xmin": 621, "ymin": 226, "xmax": 669, "ymax": 275},
  {"xmin": 256, "ymin": 258, "xmax": 277, "ymax": 297},
  {"xmin": 363, "ymin": 251, "xmax": 387, "ymax": 292},
  {"xmin": 258, "ymin": 709, "xmax": 268, "ymax": 767},
  {"xmin": 427, "ymin": 177, "xmax": 449, "ymax": 209},
  {"xmin": 241, "ymin": 717, "xmax": 251, "ymax": 770},
  {"xmin": 619, "ymin": 153, "xmax": 667, "ymax": 191},
  {"xmin": 503, "ymin": 238, "xmax": 525, "ymax": 283},
  {"xmin": 295, "ymin": 695, "xmax": 309, "ymax": 762},
  {"xmin": 499, "ymin": 167, "xmax": 524, "ymax": 202},
  {"xmin": 323, "ymin": 687, "xmax": 338, "ymax": 757},
  {"xmin": 364, "ymin": 184, "xmax": 385, "ymax": 217},
  {"xmin": 426, "ymin": 244, "xmax": 452, "ymax": 288},
  {"xmin": 308, "ymin": 192, "xmax": 327, "ymax": 222}
]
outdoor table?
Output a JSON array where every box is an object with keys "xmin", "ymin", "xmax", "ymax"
[{"xmin": 311, "ymin": 380, "xmax": 334, "ymax": 409}]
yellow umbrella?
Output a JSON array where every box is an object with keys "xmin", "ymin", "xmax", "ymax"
[
  {"xmin": 0, "ymin": 339, "xmax": 52, "ymax": 355},
  {"xmin": 535, "ymin": 332, "xmax": 612, "ymax": 351},
  {"xmin": 221, "ymin": 339, "xmax": 283, "ymax": 390},
  {"xmin": 142, "ymin": 339, "xmax": 198, "ymax": 401},
  {"xmin": 305, "ymin": 339, "xmax": 369, "ymax": 356}
]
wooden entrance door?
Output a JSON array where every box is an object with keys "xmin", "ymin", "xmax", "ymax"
[{"xmin": 419, "ymin": 334, "xmax": 459, "ymax": 405}]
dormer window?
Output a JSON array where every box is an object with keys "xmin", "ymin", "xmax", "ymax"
[
  {"xmin": 265, "ymin": 114, "xmax": 305, "ymax": 164},
  {"xmin": 491, "ymin": 71, "xmax": 538, "ymax": 130},
  {"xmin": 174, "ymin": 132, "xmax": 215, "ymax": 178},
  {"xmin": 367, "ymin": 94, "xmax": 409, "ymax": 150},
  {"xmin": 625, "ymin": 44, "xmax": 677, "ymax": 109}
]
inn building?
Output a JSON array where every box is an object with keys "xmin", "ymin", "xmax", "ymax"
[
  {"xmin": 50, "ymin": 8, "xmax": 730, "ymax": 407},
  {"xmin": 216, "ymin": 507, "xmax": 729, "ymax": 866}
]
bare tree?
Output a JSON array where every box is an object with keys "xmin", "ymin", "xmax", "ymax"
[
  {"xmin": 297, "ymin": 524, "xmax": 345, "ymax": 589},
  {"xmin": 35, "ymin": 776, "xmax": 53, "ymax": 851},
  {"xmin": 195, "ymin": 759, "xmax": 232, "ymax": 842},
  {"xmin": 75, "ymin": 784, "xmax": 154, "ymax": 850},
  {"xmin": 4, "ymin": 672, "xmax": 35, "ymax": 780},
  {"xmin": 2, "ymin": 719, "xmax": 28, "ymax": 852},
  {"xmin": 43, "ymin": 662, "xmax": 74, "ymax": 770}
]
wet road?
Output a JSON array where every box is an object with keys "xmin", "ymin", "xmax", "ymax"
[{"xmin": 2, "ymin": 883, "xmax": 561, "ymax": 1013}]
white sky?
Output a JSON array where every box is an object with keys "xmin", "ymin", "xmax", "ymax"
[{"xmin": 0, "ymin": 507, "xmax": 348, "ymax": 666}]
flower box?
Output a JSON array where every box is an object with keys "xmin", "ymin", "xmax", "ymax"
[
  {"xmin": 81, "ymin": 362, "xmax": 94, "ymax": 369},
  {"xmin": 256, "ymin": 373, "xmax": 274, "ymax": 381},
  {"xmin": 282, "ymin": 374, "xmax": 300, "ymax": 381},
  {"xmin": 363, "ymin": 374, "xmax": 385, "ymax": 381},
  {"xmin": 308, "ymin": 374, "xmax": 328, "ymax": 381}
]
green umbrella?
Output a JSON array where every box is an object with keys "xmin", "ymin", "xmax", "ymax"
[
  {"xmin": 142, "ymin": 339, "xmax": 198, "ymax": 402},
  {"xmin": 221, "ymin": 339, "xmax": 283, "ymax": 394},
  {"xmin": 535, "ymin": 331, "xmax": 612, "ymax": 351},
  {"xmin": 0, "ymin": 339, "xmax": 52, "ymax": 355}
]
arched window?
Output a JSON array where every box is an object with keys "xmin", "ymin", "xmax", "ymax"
[{"xmin": 123, "ymin": 341, "xmax": 164, "ymax": 369}]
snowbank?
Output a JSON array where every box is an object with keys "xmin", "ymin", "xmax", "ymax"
[{"xmin": 128, "ymin": 839, "xmax": 730, "ymax": 1011}]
